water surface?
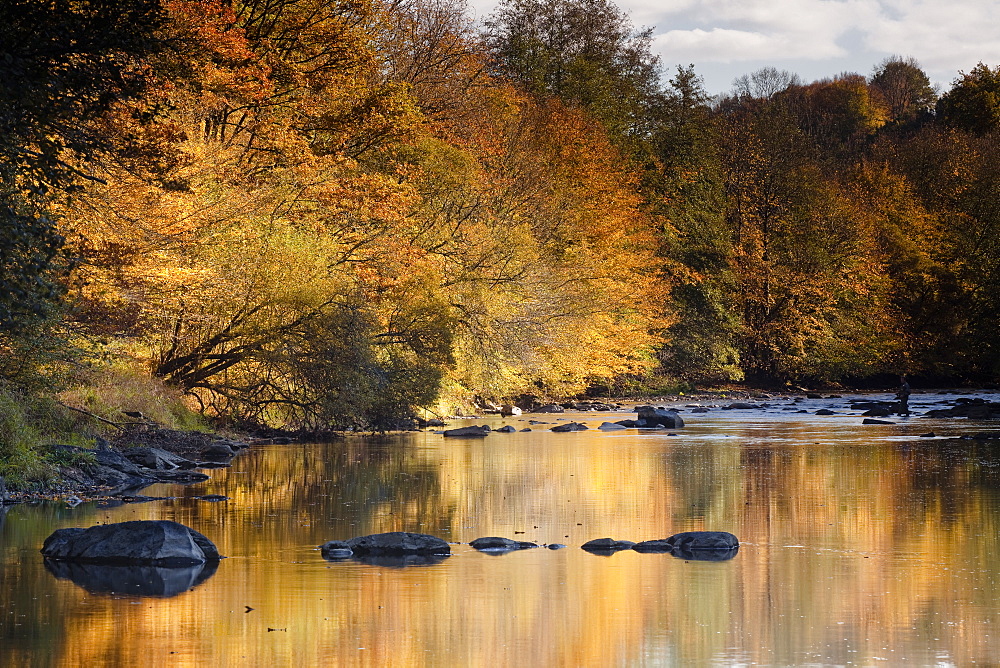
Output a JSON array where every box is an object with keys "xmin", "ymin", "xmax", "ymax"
[{"xmin": 3, "ymin": 391, "xmax": 1000, "ymax": 666}]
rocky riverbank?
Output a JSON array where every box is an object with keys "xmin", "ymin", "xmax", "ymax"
[{"xmin": 1, "ymin": 427, "xmax": 251, "ymax": 505}]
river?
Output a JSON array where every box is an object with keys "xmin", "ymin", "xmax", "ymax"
[{"xmin": 2, "ymin": 391, "xmax": 1000, "ymax": 666}]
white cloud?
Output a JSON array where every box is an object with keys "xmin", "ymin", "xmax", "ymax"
[
  {"xmin": 465, "ymin": 0, "xmax": 1000, "ymax": 93},
  {"xmin": 653, "ymin": 28, "xmax": 833, "ymax": 63}
]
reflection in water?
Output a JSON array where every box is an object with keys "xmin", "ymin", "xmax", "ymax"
[
  {"xmin": 344, "ymin": 554, "xmax": 450, "ymax": 568},
  {"xmin": 2, "ymin": 393, "xmax": 1000, "ymax": 665},
  {"xmin": 43, "ymin": 559, "xmax": 219, "ymax": 597},
  {"xmin": 669, "ymin": 546, "xmax": 739, "ymax": 561}
]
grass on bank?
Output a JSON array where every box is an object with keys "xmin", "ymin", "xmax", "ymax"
[{"xmin": 0, "ymin": 369, "xmax": 206, "ymax": 491}]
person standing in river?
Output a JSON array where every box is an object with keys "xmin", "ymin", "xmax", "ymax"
[{"xmin": 896, "ymin": 376, "xmax": 911, "ymax": 415}]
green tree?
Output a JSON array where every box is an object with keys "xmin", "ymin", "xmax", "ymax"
[
  {"xmin": 869, "ymin": 56, "xmax": 936, "ymax": 125},
  {"xmin": 937, "ymin": 63, "xmax": 1000, "ymax": 134},
  {"xmin": 483, "ymin": 0, "xmax": 661, "ymax": 145},
  {"xmin": 649, "ymin": 66, "xmax": 740, "ymax": 382}
]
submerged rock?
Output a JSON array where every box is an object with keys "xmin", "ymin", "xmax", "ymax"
[
  {"xmin": 319, "ymin": 540, "xmax": 353, "ymax": 560},
  {"xmin": 863, "ymin": 418, "xmax": 895, "ymax": 425},
  {"xmin": 581, "ymin": 538, "xmax": 636, "ymax": 554},
  {"xmin": 442, "ymin": 425, "xmax": 490, "ymax": 438},
  {"xmin": 470, "ymin": 537, "xmax": 539, "ymax": 552},
  {"xmin": 598, "ymin": 422, "xmax": 628, "ymax": 431},
  {"xmin": 495, "ymin": 425, "xmax": 517, "ymax": 433},
  {"xmin": 41, "ymin": 520, "xmax": 221, "ymax": 566},
  {"xmin": 550, "ymin": 422, "xmax": 588, "ymax": 432},
  {"xmin": 346, "ymin": 532, "xmax": 450, "ymax": 556}
]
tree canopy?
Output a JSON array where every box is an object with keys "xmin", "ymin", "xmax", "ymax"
[{"xmin": 5, "ymin": 0, "xmax": 1000, "ymax": 428}]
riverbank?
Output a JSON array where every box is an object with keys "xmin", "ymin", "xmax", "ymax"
[{"xmin": 0, "ymin": 426, "xmax": 252, "ymax": 505}]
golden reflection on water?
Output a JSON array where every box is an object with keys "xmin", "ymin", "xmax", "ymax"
[{"xmin": 3, "ymin": 405, "xmax": 1000, "ymax": 666}]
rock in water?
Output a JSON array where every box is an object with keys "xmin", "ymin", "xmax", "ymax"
[
  {"xmin": 598, "ymin": 422, "xmax": 627, "ymax": 431},
  {"xmin": 581, "ymin": 538, "xmax": 636, "ymax": 553},
  {"xmin": 550, "ymin": 422, "xmax": 588, "ymax": 432},
  {"xmin": 665, "ymin": 531, "xmax": 738, "ymax": 550},
  {"xmin": 346, "ymin": 532, "xmax": 451, "ymax": 556},
  {"xmin": 442, "ymin": 426, "xmax": 490, "ymax": 438},
  {"xmin": 41, "ymin": 520, "xmax": 221, "ymax": 566},
  {"xmin": 636, "ymin": 406, "xmax": 685, "ymax": 428},
  {"xmin": 319, "ymin": 540, "xmax": 353, "ymax": 560},
  {"xmin": 470, "ymin": 537, "xmax": 539, "ymax": 551},
  {"xmin": 631, "ymin": 539, "xmax": 675, "ymax": 553}
]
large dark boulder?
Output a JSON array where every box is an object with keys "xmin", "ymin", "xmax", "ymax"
[
  {"xmin": 41, "ymin": 520, "xmax": 221, "ymax": 566},
  {"xmin": 346, "ymin": 532, "xmax": 450, "ymax": 556},
  {"xmin": 665, "ymin": 531, "xmax": 738, "ymax": 551},
  {"xmin": 636, "ymin": 406, "xmax": 684, "ymax": 428},
  {"xmin": 532, "ymin": 404, "xmax": 565, "ymax": 413},
  {"xmin": 44, "ymin": 560, "xmax": 218, "ymax": 597}
]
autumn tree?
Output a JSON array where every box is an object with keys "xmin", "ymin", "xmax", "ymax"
[{"xmin": 0, "ymin": 0, "xmax": 163, "ymax": 334}]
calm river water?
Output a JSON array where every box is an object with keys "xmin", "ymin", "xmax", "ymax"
[{"xmin": 3, "ymin": 391, "xmax": 1000, "ymax": 666}]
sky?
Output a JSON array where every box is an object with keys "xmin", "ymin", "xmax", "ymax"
[{"xmin": 464, "ymin": 0, "xmax": 1000, "ymax": 96}]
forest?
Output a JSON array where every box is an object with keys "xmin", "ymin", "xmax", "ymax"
[{"xmin": 2, "ymin": 0, "xmax": 1000, "ymax": 437}]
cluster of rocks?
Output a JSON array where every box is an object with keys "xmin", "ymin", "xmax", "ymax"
[
  {"xmin": 580, "ymin": 531, "xmax": 739, "ymax": 560},
  {"xmin": 529, "ymin": 401, "xmax": 622, "ymax": 413},
  {"xmin": 925, "ymin": 397, "xmax": 1000, "ymax": 419},
  {"xmin": 39, "ymin": 522, "xmax": 739, "ymax": 594},
  {"xmin": 319, "ymin": 530, "xmax": 739, "ymax": 563},
  {"xmin": 43, "ymin": 429, "xmax": 249, "ymax": 498},
  {"xmin": 441, "ymin": 405, "xmax": 685, "ymax": 438}
]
